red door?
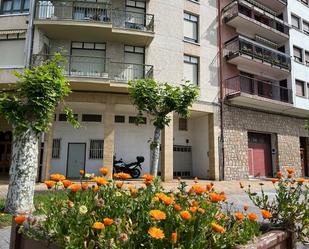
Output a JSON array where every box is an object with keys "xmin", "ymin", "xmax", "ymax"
[{"xmin": 248, "ymin": 133, "xmax": 272, "ymax": 177}]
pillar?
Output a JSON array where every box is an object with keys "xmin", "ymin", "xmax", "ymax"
[
  {"xmin": 208, "ymin": 113, "xmax": 220, "ymax": 180},
  {"xmin": 42, "ymin": 124, "xmax": 54, "ymax": 181},
  {"xmin": 161, "ymin": 113, "xmax": 173, "ymax": 182},
  {"xmin": 103, "ymin": 103, "xmax": 115, "ymax": 179}
]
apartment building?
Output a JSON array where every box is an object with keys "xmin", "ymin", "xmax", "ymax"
[
  {"xmin": 0, "ymin": 0, "xmax": 220, "ymax": 181},
  {"xmin": 220, "ymin": 0, "xmax": 309, "ymax": 179}
]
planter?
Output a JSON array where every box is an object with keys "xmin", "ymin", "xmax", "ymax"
[
  {"xmin": 13, "ymin": 230, "xmax": 292, "ymax": 249},
  {"xmin": 235, "ymin": 230, "xmax": 292, "ymax": 249}
]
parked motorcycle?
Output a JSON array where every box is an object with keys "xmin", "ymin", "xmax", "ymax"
[{"xmin": 113, "ymin": 155, "xmax": 144, "ymax": 179}]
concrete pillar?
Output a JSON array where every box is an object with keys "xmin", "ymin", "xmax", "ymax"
[
  {"xmin": 208, "ymin": 113, "xmax": 220, "ymax": 180},
  {"xmin": 161, "ymin": 113, "xmax": 173, "ymax": 182},
  {"xmin": 103, "ymin": 103, "xmax": 115, "ymax": 179},
  {"xmin": 41, "ymin": 124, "xmax": 54, "ymax": 181}
]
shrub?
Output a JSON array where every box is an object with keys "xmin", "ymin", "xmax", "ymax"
[{"xmin": 17, "ymin": 172, "xmax": 260, "ymax": 249}]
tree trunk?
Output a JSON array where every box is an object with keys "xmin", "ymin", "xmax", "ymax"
[
  {"xmin": 5, "ymin": 128, "xmax": 39, "ymax": 215},
  {"xmin": 150, "ymin": 127, "xmax": 161, "ymax": 176}
]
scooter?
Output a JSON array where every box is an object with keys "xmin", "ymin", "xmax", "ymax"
[{"xmin": 113, "ymin": 155, "xmax": 144, "ymax": 179}]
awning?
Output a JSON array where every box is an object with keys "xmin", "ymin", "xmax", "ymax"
[{"xmin": 0, "ymin": 30, "xmax": 27, "ymax": 35}]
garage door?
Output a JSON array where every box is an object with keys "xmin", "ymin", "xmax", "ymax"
[
  {"xmin": 173, "ymin": 145, "xmax": 192, "ymax": 178},
  {"xmin": 248, "ymin": 133, "xmax": 272, "ymax": 177}
]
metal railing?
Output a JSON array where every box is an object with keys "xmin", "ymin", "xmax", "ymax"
[
  {"xmin": 225, "ymin": 36, "xmax": 291, "ymax": 70},
  {"xmin": 225, "ymin": 75, "xmax": 293, "ymax": 103},
  {"xmin": 31, "ymin": 54, "xmax": 153, "ymax": 83},
  {"xmin": 35, "ymin": 1, "xmax": 154, "ymax": 32},
  {"xmin": 223, "ymin": 0, "xmax": 290, "ymax": 36}
]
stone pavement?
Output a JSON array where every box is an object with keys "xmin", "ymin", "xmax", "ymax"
[{"xmin": 0, "ymin": 227, "xmax": 10, "ymax": 249}]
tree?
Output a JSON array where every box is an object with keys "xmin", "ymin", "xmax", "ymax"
[
  {"xmin": 128, "ymin": 79, "xmax": 199, "ymax": 176},
  {"xmin": 0, "ymin": 54, "xmax": 78, "ymax": 215}
]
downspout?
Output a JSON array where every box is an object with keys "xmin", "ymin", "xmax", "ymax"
[
  {"xmin": 25, "ymin": 0, "xmax": 36, "ymax": 68},
  {"xmin": 217, "ymin": 0, "xmax": 225, "ymax": 181}
]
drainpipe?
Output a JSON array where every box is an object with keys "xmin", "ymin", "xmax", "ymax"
[
  {"xmin": 25, "ymin": 0, "xmax": 36, "ymax": 68},
  {"xmin": 217, "ymin": 0, "xmax": 225, "ymax": 181}
]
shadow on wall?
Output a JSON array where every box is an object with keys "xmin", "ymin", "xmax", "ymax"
[
  {"xmin": 201, "ymin": 8, "xmax": 218, "ymax": 47},
  {"xmin": 208, "ymin": 52, "xmax": 219, "ymax": 87},
  {"xmin": 208, "ymin": 0, "xmax": 217, "ymax": 8}
]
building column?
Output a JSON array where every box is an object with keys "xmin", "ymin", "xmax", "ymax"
[
  {"xmin": 161, "ymin": 113, "xmax": 173, "ymax": 182},
  {"xmin": 208, "ymin": 113, "xmax": 220, "ymax": 180},
  {"xmin": 42, "ymin": 124, "xmax": 54, "ymax": 181},
  {"xmin": 103, "ymin": 103, "xmax": 115, "ymax": 179}
]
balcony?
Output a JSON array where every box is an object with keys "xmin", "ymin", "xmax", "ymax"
[
  {"xmin": 32, "ymin": 54, "xmax": 153, "ymax": 92},
  {"xmin": 222, "ymin": 0, "xmax": 289, "ymax": 44},
  {"xmin": 225, "ymin": 75, "xmax": 293, "ymax": 112},
  {"xmin": 253, "ymin": 0, "xmax": 287, "ymax": 12},
  {"xmin": 225, "ymin": 36, "xmax": 291, "ymax": 80},
  {"xmin": 34, "ymin": 1, "xmax": 154, "ymax": 46}
]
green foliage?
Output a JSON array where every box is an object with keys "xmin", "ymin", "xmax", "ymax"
[
  {"xmin": 20, "ymin": 178, "xmax": 260, "ymax": 249},
  {"xmin": 128, "ymin": 79, "xmax": 199, "ymax": 129},
  {"xmin": 244, "ymin": 170, "xmax": 309, "ymax": 244},
  {"xmin": 0, "ymin": 53, "xmax": 79, "ymax": 136},
  {"xmin": 0, "ymin": 198, "xmax": 12, "ymax": 228}
]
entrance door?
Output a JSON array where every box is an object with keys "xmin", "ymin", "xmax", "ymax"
[
  {"xmin": 67, "ymin": 143, "xmax": 86, "ymax": 179},
  {"xmin": 300, "ymin": 137, "xmax": 308, "ymax": 177},
  {"xmin": 173, "ymin": 145, "xmax": 192, "ymax": 178},
  {"xmin": 248, "ymin": 133, "xmax": 272, "ymax": 177}
]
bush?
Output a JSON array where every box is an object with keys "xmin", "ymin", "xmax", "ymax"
[{"xmin": 16, "ymin": 171, "xmax": 260, "ymax": 249}]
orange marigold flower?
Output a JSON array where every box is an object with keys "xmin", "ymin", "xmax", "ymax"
[
  {"xmin": 150, "ymin": 210, "xmax": 167, "ymax": 221},
  {"xmin": 234, "ymin": 212, "xmax": 244, "ymax": 221},
  {"xmin": 93, "ymin": 176, "xmax": 108, "ymax": 186},
  {"xmin": 116, "ymin": 181, "xmax": 123, "ymax": 188},
  {"xmin": 92, "ymin": 222, "xmax": 104, "ymax": 230},
  {"xmin": 143, "ymin": 174, "xmax": 155, "ymax": 182},
  {"xmin": 14, "ymin": 215, "xmax": 26, "ymax": 225},
  {"xmin": 62, "ymin": 179, "xmax": 72, "ymax": 189},
  {"xmin": 99, "ymin": 167, "xmax": 109, "ymax": 176},
  {"xmin": 50, "ymin": 174, "xmax": 65, "ymax": 182},
  {"xmin": 180, "ymin": 211, "xmax": 192, "ymax": 220},
  {"xmin": 148, "ymin": 227, "xmax": 165, "ymax": 240},
  {"xmin": 79, "ymin": 170, "xmax": 85, "ymax": 176},
  {"xmin": 171, "ymin": 232, "xmax": 177, "ymax": 244},
  {"xmin": 271, "ymin": 178, "xmax": 279, "ymax": 184},
  {"xmin": 209, "ymin": 192, "xmax": 225, "ymax": 202},
  {"xmin": 92, "ymin": 185, "xmax": 99, "ymax": 192},
  {"xmin": 174, "ymin": 204, "xmax": 182, "ymax": 211},
  {"xmin": 44, "ymin": 180, "xmax": 55, "ymax": 189},
  {"xmin": 198, "ymin": 208, "xmax": 205, "ymax": 214},
  {"xmin": 162, "ymin": 196, "xmax": 173, "ymax": 206},
  {"xmin": 243, "ymin": 205, "xmax": 249, "ymax": 211},
  {"xmin": 297, "ymin": 178, "xmax": 305, "ymax": 184},
  {"xmin": 190, "ymin": 206, "xmax": 197, "ymax": 213},
  {"xmin": 81, "ymin": 182, "xmax": 88, "ymax": 190},
  {"xmin": 239, "ymin": 182, "xmax": 244, "ymax": 189},
  {"xmin": 190, "ymin": 184, "xmax": 206, "ymax": 195},
  {"xmin": 287, "ymin": 168, "xmax": 295, "ymax": 175},
  {"xmin": 276, "ymin": 171, "xmax": 283, "ymax": 178},
  {"xmin": 261, "ymin": 209, "xmax": 272, "ymax": 219},
  {"xmin": 206, "ymin": 183, "xmax": 213, "ymax": 191},
  {"xmin": 69, "ymin": 184, "xmax": 81, "ymax": 193},
  {"xmin": 248, "ymin": 213, "xmax": 258, "ymax": 221},
  {"xmin": 103, "ymin": 218, "xmax": 113, "ymax": 226},
  {"xmin": 211, "ymin": 223, "xmax": 225, "ymax": 233},
  {"xmin": 114, "ymin": 172, "xmax": 132, "ymax": 180}
]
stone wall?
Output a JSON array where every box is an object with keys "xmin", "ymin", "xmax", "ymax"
[{"xmin": 223, "ymin": 104, "xmax": 306, "ymax": 180}]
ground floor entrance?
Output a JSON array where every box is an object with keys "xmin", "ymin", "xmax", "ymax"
[
  {"xmin": 300, "ymin": 137, "xmax": 309, "ymax": 177},
  {"xmin": 0, "ymin": 131, "xmax": 12, "ymax": 179},
  {"xmin": 248, "ymin": 132, "xmax": 272, "ymax": 178}
]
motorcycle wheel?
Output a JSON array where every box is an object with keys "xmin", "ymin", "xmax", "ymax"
[{"xmin": 130, "ymin": 168, "xmax": 141, "ymax": 179}]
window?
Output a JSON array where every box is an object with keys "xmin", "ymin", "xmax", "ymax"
[
  {"xmin": 59, "ymin": 114, "xmax": 78, "ymax": 122},
  {"xmin": 129, "ymin": 116, "xmax": 146, "ymax": 124},
  {"xmin": 52, "ymin": 139, "xmax": 61, "ymax": 159},
  {"xmin": 184, "ymin": 55, "xmax": 199, "ymax": 85},
  {"xmin": 303, "ymin": 21, "xmax": 309, "ymax": 34},
  {"xmin": 184, "ymin": 12, "xmax": 198, "ymax": 43},
  {"xmin": 179, "ymin": 118, "xmax": 188, "ymax": 131},
  {"xmin": 89, "ymin": 140, "xmax": 104, "ymax": 159},
  {"xmin": 293, "ymin": 46, "xmax": 303, "ymax": 63},
  {"xmin": 82, "ymin": 114, "xmax": 102, "ymax": 122},
  {"xmin": 0, "ymin": 30, "xmax": 26, "ymax": 67},
  {"xmin": 296, "ymin": 80, "xmax": 305, "ymax": 97},
  {"xmin": 306, "ymin": 51, "xmax": 309, "ymax": 66},
  {"xmin": 291, "ymin": 15, "xmax": 300, "ymax": 29},
  {"xmin": 115, "ymin": 115, "xmax": 125, "ymax": 123},
  {"xmin": 1, "ymin": 0, "xmax": 30, "ymax": 14}
]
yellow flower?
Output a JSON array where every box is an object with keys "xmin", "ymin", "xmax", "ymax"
[
  {"xmin": 93, "ymin": 176, "xmax": 108, "ymax": 186},
  {"xmin": 149, "ymin": 210, "xmax": 167, "ymax": 221},
  {"xmin": 50, "ymin": 174, "xmax": 65, "ymax": 182},
  {"xmin": 148, "ymin": 227, "xmax": 165, "ymax": 239},
  {"xmin": 92, "ymin": 222, "xmax": 104, "ymax": 230},
  {"xmin": 211, "ymin": 223, "xmax": 225, "ymax": 233},
  {"xmin": 114, "ymin": 172, "xmax": 132, "ymax": 180}
]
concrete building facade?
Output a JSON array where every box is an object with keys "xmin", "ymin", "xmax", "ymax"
[{"xmin": 0, "ymin": 0, "xmax": 221, "ymax": 181}]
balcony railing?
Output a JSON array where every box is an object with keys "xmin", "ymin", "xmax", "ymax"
[
  {"xmin": 223, "ymin": 0, "xmax": 289, "ymax": 36},
  {"xmin": 225, "ymin": 75, "xmax": 293, "ymax": 104},
  {"xmin": 32, "ymin": 54, "xmax": 153, "ymax": 83},
  {"xmin": 35, "ymin": 1, "xmax": 154, "ymax": 32},
  {"xmin": 225, "ymin": 36, "xmax": 291, "ymax": 70}
]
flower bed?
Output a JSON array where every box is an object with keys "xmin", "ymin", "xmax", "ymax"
[{"xmin": 13, "ymin": 168, "xmax": 308, "ymax": 249}]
